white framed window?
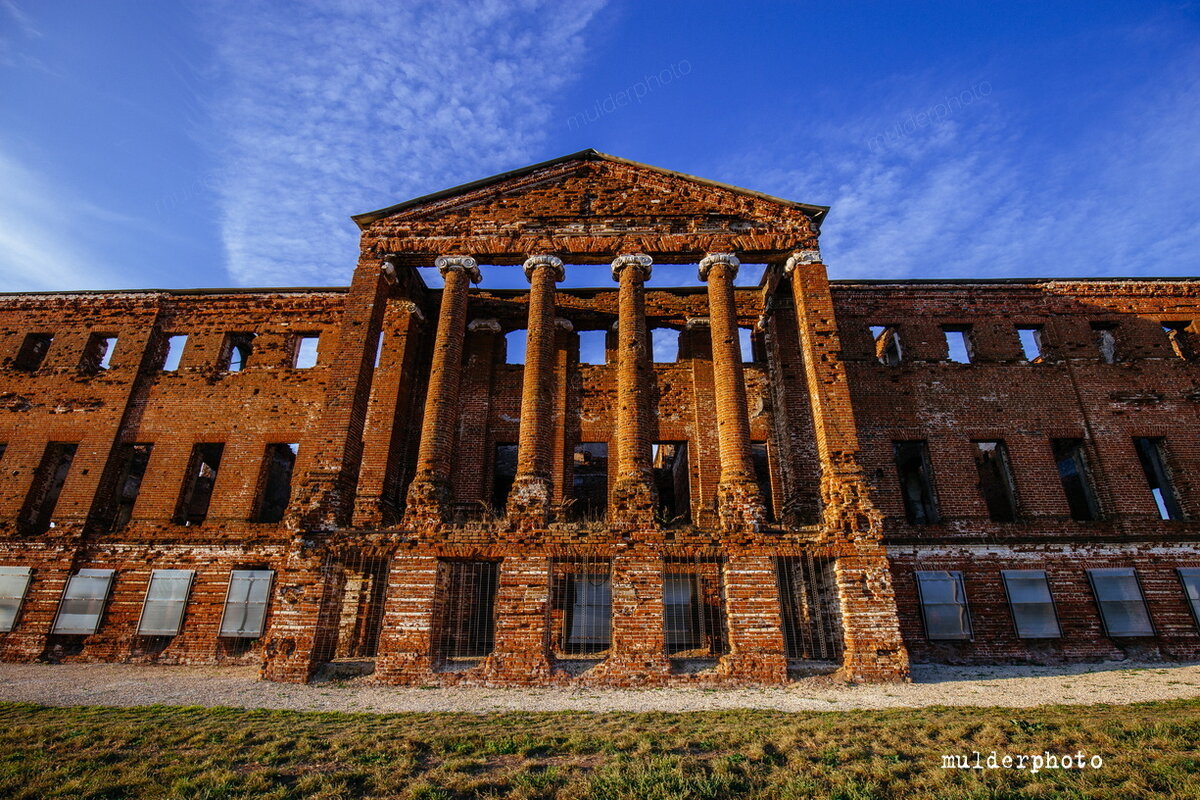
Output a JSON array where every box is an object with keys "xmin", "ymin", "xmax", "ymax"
[
  {"xmin": 1087, "ymin": 568, "xmax": 1154, "ymax": 637},
  {"xmin": 137, "ymin": 569, "xmax": 195, "ymax": 636},
  {"xmin": 1001, "ymin": 570, "xmax": 1061, "ymax": 638},
  {"xmin": 53, "ymin": 569, "xmax": 115, "ymax": 635},
  {"xmin": 1177, "ymin": 568, "xmax": 1200, "ymax": 629},
  {"xmin": 0, "ymin": 566, "xmax": 33, "ymax": 632},
  {"xmin": 219, "ymin": 569, "xmax": 274, "ymax": 638},
  {"xmin": 915, "ymin": 570, "xmax": 972, "ymax": 640}
]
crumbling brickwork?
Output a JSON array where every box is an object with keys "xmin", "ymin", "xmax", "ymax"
[{"xmin": 0, "ymin": 151, "xmax": 1197, "ymax": 686}]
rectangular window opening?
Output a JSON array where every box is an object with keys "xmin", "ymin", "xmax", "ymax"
[
  {"xmin": 870, "ymin": 325, "xmax": 902, "ymax": 366},
  {"xmin": 570, "ymin": 442, "xmax": 608, "ymax": 521},
  {"xmin": 554, "ymin": 559, "xmax": 612, "ymax": 656},
  {"xmin": 1051, "ymin": 438, "xmax": 1100, "ymax": 521},
  {"xmin": 138, "ymin": 569, "xmax": 196, "ymax": 637},
  {"xmin": 292, "ymin": 335, "xmax": 320, "ymax": 369},
  {"xmin": 491, "ymin": 443, "xmax": 518, "ymax": 512},
  {"xmin": 1134, "ymin": 437, "xmax": 1184, "ymax": 520},
  {"xmin": 663, "ymin": 561, "xmax": 727, "ymax": 657},
  {"xmin": 219, "ymin": 569, "xmax": 274, "ymax": 638},
  {"xmin": 20, "ymin": 442, "xmax": 78, "ymax": 535},
  {"xmin": 652, "ymin": 442, "xmax": 690, "ymax": 524},
  {"xmin": 1091, "ymin": 323, "xmax": 1117, "ymax": 364},
  {"xmin": 1179, "ymin": 568, "xmax": 1200, "ymax": 630},
  {"xmin": 0, "ymin": 566, "xmax": 33, "ymax": 632},
  {"xmin": 175, "ymin": 443, "xmax": 224, "ymax": 525},
  {"xmin": 942, "ymin": 326, "xmax": 974, "ymax": 363},
  {"xmin": 79, "ymin": 334, "xmax": 117, "ymax": 373},
  {"xmin": 577, "ymin": 330, "xmax": 607, "ymax": 365},
  {"xmin": 437, "ymin": 560, "xmax": 499, "ymax": 661},
  {"xmin": 161, "ymin": 334, "xmax": 187, "ymax": 371},
  {"xmin": 651, "ymin": 327, "xmax": 680, "ymax": 363},
  {"xmin": 738, "ymin": 327, "xmax": 755, "ymax": 363},
  {"xmin": 973, "ymin": 440, "xmax": 1019, "ymax": 522},
  {"xmin": 1017, "ymin": 325, "xmax": 1044, "ymax": 361},
  {"xmin": 1001, "ymin": 570, "xmax": 1061, "ymax": 638},
  {"xmin": 915, "ymin": 570, "xmax": 972, "ymax": 640},
  {"xmin": 373, "ymin": 331, "xmax": 385, "ymax": 368},
  {"xmin": 750, "ymin": 442, "xmax": 774, "ymax": 521},
  {"xmin": 110, "ymin": 443, "xmax": 153, "ymax": 531},
  {"xmin": 254, "ymin": 443, "xmax": 298, "ymax": 523},
  {"xmin": 775, "ymin": 555, "xmax": 843, "ymax": 660},
  {"xmin": 893, "ymin": 440, "xmax": 939, "ymax": 524},
  {"xmin": 1088, "ymin": 568, "xmax": 1154, "ymax": 637},
  {"xmin": 52, "ymin": 568, "xmax": 115, "ymax": 635},
  {"xmin": 505, "ymin": 329, "xmax": 527, "ymax": 364},
  {"xmin": 13, "ymin": 333, "xmax": 53, "ymax": 371}
]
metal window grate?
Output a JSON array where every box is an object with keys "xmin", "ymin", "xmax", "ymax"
[
  {"xmin": 552, "ymin": 557, "xmax": 612, "ymax": 656},
  {"xmin": 436, "ymin": 560, "xmax": 499, "ymax": 661},
  {"xmin": 776, "ymin": 555, "xmax": 844, "ymax": 660},
  {"xmin": 662, "ymin": 557, "xmax": 727, "ymax": 657}
]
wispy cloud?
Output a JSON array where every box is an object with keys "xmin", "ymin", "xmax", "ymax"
[{"xmin": 203, "ymin": 0, "xmax": 607, "ymax": 287}]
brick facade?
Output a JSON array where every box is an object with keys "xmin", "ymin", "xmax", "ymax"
[{"xmin": 0, "ymin": 151, "xmax": 1196, "ymax": 685}]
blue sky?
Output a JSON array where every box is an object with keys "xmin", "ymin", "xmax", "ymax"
[{"xmin": 1, "ymin": 0, "xmax": 1198, "ymax": 292}]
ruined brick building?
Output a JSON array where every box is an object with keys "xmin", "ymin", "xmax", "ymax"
[{"xmin": 1, "ymin": 150, "xmax": 1198, "ymax": 685}]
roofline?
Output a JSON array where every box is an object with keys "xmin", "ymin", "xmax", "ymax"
[
  {"xmin": 0, "ymin": 286, "xmax": 350, "ymax": 298},
  {"xmin": 829, "ymin": 276, "xmax": 1200, "ymax": 286},
  {"xmin": 350, "ymin": 149, "xmax": 831, "ymax": 229}
]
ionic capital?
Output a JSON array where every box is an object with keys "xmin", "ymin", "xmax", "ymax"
[
  {"xmin": 554, "ymin": 317, "xmax": 574, "ymax": 332},
  {"xmin": 698, "ymin": 252, "xmax": 740, "ymax": 281},
  {"xmin": 685, "ymin": 316, "xmax": 711, "ymax": 329},
  {"xmin": 783, "ymin": 248, "xmax": 822, "ymax": 274},
  {"xmin": 523, "ymin": 255, "xmax": 565, "ymax": 282},
  {"xmin": 434, "ymin": 255, "xmax": 481, "ymax": 283},
  {"xmin": 610, "ymin": 253, "xmax": 653, "ymax": 282},
  {"xmin": 467, "ymin": 318, "xmax": 502, "ymax": 334}
]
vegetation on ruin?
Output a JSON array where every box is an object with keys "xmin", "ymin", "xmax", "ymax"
[{"xmin": 0, "ymin": 699, "xmax": 1198, "ymax": 799}]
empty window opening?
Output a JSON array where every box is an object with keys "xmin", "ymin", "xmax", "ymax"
[
  {"xmin": 175, "ymin": 443, "xmax": 224, "ymax": 525},
  {"xmin": 13, "ymin": 333, "xmax": 52, "ymax": 371},
  {"xmin": 652, "ymin": 443, "xmax": 690, "ymax": 524},
  {"xmin": 52, "ymin": 569, "xmax": 116, "ymax": 635},
  {"xmin": 254, "ymin": 443, "xmax": 298, "ymax": 523},
  {"xmin": 1179, "ymin": 568, "xmax": 1200, "ymax": 629},
  {"xmin": 738, "ymin": 327, "xmax": 755, "ymax": 363},
  {"xmin": 221, "ymin": 333, "xmax": 255, "ymax": 372},
  {"xmin": 79, "ymin": 334, "xmax": 117, "ymax": 373},
  {"xmin": 373, "ymin": 331, "xmax": 385, "ymax": 368},
  {"xmin": 1163, "ymin": 322, "xmax": 1190, "ymax": 359},
  {"xmin": 137, "ymin": 569, "xmax": 195, "ymax": 637},
  {"xmin": 915, "ymin": 570, "xmax": 972, "ymax": 640},
  {"xmin": 1017, "ymin": 325, "xmax": 1045, "ymax": 361},
  {"xmin": 161, "ymin": 334, "xmax": 187, "ymax": 371},
  {"xmin": 553, "ymin": 559, "xmax": 612, "ymax": 656},
  {"xmin": 750, "ymin": 442, "xmax": 774, "ymax": 521},
  {"xmin": 893, "ymin": 441, "xmax": 939, "ymax": 524},
  {"xmin": 1092, "ymin": 323, "xmax": 1117, "ymax": 364},
  {"xmin": 505, "ymin": 329, "xmax": 527, "ymax": 364},
  {"xmin": 1051, "ymin": 439, "xmax": 1100, "ymax": 521},
  {"xmin": 570, "ymin": 442, "xmax": 608, "ymax": 521},
  {"xmin": 578, "ymin": 329, "xmax": 607, "ymax": 365},
  {"xmin": 1134, "ymin": 437, "xmax": 1184, "ymax": 520},
  {"xmin": 0, "ymin": 566, "xmax": 33, "ymax": 632},
  {"xmin": 292, "ymin": 334, "xmax": 320, "ymax": 368},
  {"xmin": 651, "ymin": 327, "xmax": 680, "ymax": 363},
  {"xmin": 324, "ymin": 557, "xmax": 390, "ymax": 660},
  {"xmin": 973, "ymin": 441, "xmax": 1019, "ymax": 522},
  {"xmin": 942, "ymin": 326, "xmax": 974, "ymax": 363},
  {"xmin": 1088, "ymin": 568, "xmax": 1154, "ymax": 637},
  {"xmin": 491, "ymin": 443, "xmax": 518, "ymax": 512},
  {"xmin": 20, "ymin": 442, "xmax": 78, "ymax": 535},
  {"xmin": 0, "ymin": 443, "xmax": 6, "ymax": 463},
  {"xmin": 110, "ymin": 443, "xmax": 152, "ymax": 531},
  {"xmin": 663, "ymin": 561, "xmax": 727, "ymax": 657},
  {"xmin": 1001, "ymin": 570, "xmax": 1061, "ymax": 639},
  {"xmin": 436, "ymin": 560, "xmax": 499, "ymax": 661},
  {"xmin": 219, "ymin": 569, "xmax": 274, "ymax": 638},
  {"xmin": 870, "ymin": 325, "xmax": 902, "ymax": 366},
  {"xmin": 776, "ymin": 555, "xmax": 843, "ymax": 660}
]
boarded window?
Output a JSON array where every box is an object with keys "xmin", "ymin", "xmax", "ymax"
[
  {"xmin": 915, "ymin": 570, "xmax": 971, "ymax": 640},
  {"xmin": 221, "ymin": 333, "xmax": 255, "ymax": 372},
  {"xmin": 254, "ymin": 443, "xmax": 297, "ymax": 523},
  {"xmin": 13, "ymin": 333, "xmax": 52, "ymax": 371},
  {"xmin": 437, "ymin": 560, "xmax": 498, "ymax": 660},
  {"xmin": 577, "ymin": 330, "xmax": 607, "ymax": 365},
  {"xmin": 1163, "ymin": 322, "xmax": 1190, "ymax": 359},
  {"xmin": 219, "ymin": 569, "xmax": 274, "ymax": 638},
  {"xmin": 0, "ymin": 566, "xmax": 33, "ymax": 632},
  {"xmin": 175, "ymin": 443, "xmax": 224, "ymax": 525},
  {"xmin": 1179, "ymin": 568, "xmax": 1200, "ymax": 629},
  {"xmin": 161, "ymin": 334, "xmax": 187, "ymax": 371},
  {"xmin": 652, "ymin": 443, "xmax": 690, "ymax": 524},
  {"xmin": 1052, "ymin": 439, "xmax": 1101, "ymax": 521},
  {"xmin": 555, "ymin": 562, "xmax": 612, "ymax": 656},
  {"xmin": 52, "ymin": 568, "xmax": 115, "ymax": 635},
  {"xmin": 20, "ymin": 442, "xmax": 78, "ymax": 535},
  {"xmin": 137, "ymin": 569, "xmax": 195, "ymax": 636},
  {"xmin": 651, "ymin": 328, "xmax": 680, "ymax": 363},
  {"xmin": 942, "ymin": 325, "xmax": 974, "ymax": 363},
  {"xmin": 750, "ymin": 442, "xmax": 774, "ymax": 520},
  {"xmin": 505, "ymin": 329, "xmax": 527, "ymax": 364},
  {"xmin": 776, "ymin": 555, "xmax": 843, "ymax": 660},
  {"xmin": 570, "ymin": 442, "xmax": 608, "ymax": 521},
  {"xmin": 1091, "ymin": 323, "xmax": 1117, "ymax": 364},
  {"xmin": 79, "ymin": 334, "xmax": 117, "ymax": 372},
  {"xmin": 1017, "ymin": 325, "xmax": 1044, "ymax": 361},
  {"xmin": 110, "ymin": 443, "xmax": 152, "ymax": 531},
  {"xmin": 292, "ymin": 335, "xmax": 319, "ymax": 368},
  {"xmin": 1088, "ymin": 568, "xmax": 1153, "ymax": 637},
  {"xmin": 894, "ymin": 440, "xmax": 939, "ymax": 524},
  {"xmin": 491, "ymin": 443, "xmax": 518, "ymax": 512},
  {"xmin": 1134, "ymin": 437, "xmax": 1184, "ymax": 520},
  {"xmin": 973, "ymin": 441, "xmax": 1018, "ymax": 522},
  {"xmin": 870, "ymin": 325, "xmax": 902, "ymax": 366},
  {"xmin": 663, "ymin": 561, "xmax": 727, "ymax": 657},
  {"xmin": 1001, "ymin": 570, "xmax": 1061, "ymax": 638}
]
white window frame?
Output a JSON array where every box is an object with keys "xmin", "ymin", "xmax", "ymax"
[
  {"xmin": 0, "ymin": 566, "xmax": 33, "ymax": 632},
  {"xmin": 1001, "ymin": 569, "xmax": 1062, "ymax": 639},
  {"xmin": 219, "ymin": 569, "xmax": 274, "ymax": 638},
  {"xmin": 137, "ymin": 569, "xmax": 196, "ymax": 636},
  {"xmin": 1087, "ymin": 568, "xmax": 1154, "ymax": 638},
  {"xmin": 52, "ymin": 568, "xmax": 116, "ymax": 635},
  {"xmin": 915, "ymin": 570, "xmax": 973, "ymax": 641}
]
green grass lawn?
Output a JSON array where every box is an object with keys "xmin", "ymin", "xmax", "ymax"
[{"xmin": 1, "ymin": 700, "xmax": 1198, "ymax": 799}]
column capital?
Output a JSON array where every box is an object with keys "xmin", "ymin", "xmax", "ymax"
[
  {"xmin": 554, "ymin": 317, "xmax": 574, "ymax": 332},
  {"xmin": 611, "ymin": 253, "xmax": 653, "ymax": 282},
  {"xmin": 467, "ymin": 317, "xmax": 502, "ymax": 334},
  {"xmin": 523, "ymin": 255, "xmax": 565, "ymax": 282},
  {"xmin": 698, "ymin": 252, "xmax": 739, "ymax": 281},
  {"xmin": 783, "ymin": 248, "xmax": 822, "ymax": 274},
  {"xmin": 435, "ymin": 255, "xmax": 481, "ymax": 282}
]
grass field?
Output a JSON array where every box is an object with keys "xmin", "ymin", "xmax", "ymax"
[{"xmin": 0, "ymin": 700, "xmax": 1198, "ymax": 799}]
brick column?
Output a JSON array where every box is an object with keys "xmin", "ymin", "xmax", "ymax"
[
  {"xmin": 508, "ymin": 255, "xmax": 565, "ymax": 525},
  {"xmin": 700, "ymin": 253, "xmax": 767, "ymax": 532},
  {"xmin": 586, "ymin": 548, "xmax": 671, "ymax": 684},
  {"xmin": 482, "ymin": 556, "xmax": 553, "ymax": 683},
  {"xmin": 785, "ymin": 247, "xmax": 910, "ymax": 682},
  {"xmin": 717, "ymin": 553, "xmax": 788, "ymax": 683},
  {"xmin": 405, "ymin": 256, "xmax": 481, "ymax": 526},
  {"xmin": 610, "ymin": 254, "xmax": 657, "ymax": 525}
]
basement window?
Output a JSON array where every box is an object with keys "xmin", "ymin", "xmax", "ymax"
[
  {"xmin": 505, "ymin": 329, "xmax": 526, "ymax": 364},
  {"xmin": 1001, "ymin": 570, "xmax": 1061, "ymax": 638},
  {"xmin": 973, "ymin": 441, "xmax": 1019, "ymax": 522},
  {"xmin": 436, "ymin": 560, "xmax": 499, "ymax": 661},
  {"xmin": 915, "ymin": 570, "xmax": 972, "ymax": 640},
  {"xmin": 220, "ymin": 333, "xmax": 255, "ymax": 372},
  {"xmin": 577, "ymin": 330, "xmax": 607, "ymax": 365},
  {"xmin": 0, "ymin": 566, "xmax": 33, "ymax": 632},
  {"xmin": 1091, "ymin": 323, "xmax": 1117, "ymax": 364},
  {"xmin": 942, "ymin": 325, "xmax": 974, "ymax": 363},
  {"xmin": 20, "ymin": 442, "xmax": 78, "ymax": 535},
  {"xmin": 491, "ymin": 443, "xmax": 518, "ymax": 512},
  {"xmin": 1163, "ymin": 322, "xmax": 1190, "ymax": 359},
  {"xmin": 13, "ymin": 333, "xmax": 53, "ymax": 371},
  {"xmin": 1133, "ymin": 437, "xmax": 1184, "ymax": 520},
  {"xmin": 652, "ymin": 442, "xmax": 690, "ymax": 524},
  {"xmin": 292, "ymin": 334, "xmax": 320, "ymax": 368},
  {"xmin": 174, "ymin": 443, "xmax": 224, "ymax": 525},
  {"xmin": 557, "ymin": 563, "xmax": 612, "ymax": 655},
  {"xmin": 750, "ymin": 442, "xmax": 774, "ymax": 521},
  {"xmin": 160, "ymin": 334, "xmax": 187, "ymax": 371},
  {"xmin": 1017, "ymin": 325, "xmax": 1045, "ymax": 361},
  {"xmin": 52, "ymin": 568, "xmax": 115, "ymax": 635},
  {"xmin": 1051, "ymin": 439, "xmax": 1100, "ymax": 521},
  {"xmin": 79, "ymin": 334, "xmax": 117, "ymax": 373},
  {"xmin": 1179, "ymin": 568, "xmax": 1200, "ymax": 629},
  {"xmin": 893, "ymin": 440, "xmax": 940, "ymax": 524},
  {"xmin": 254, "ymin": 443, "xmax": 298, "ymax": 523},
  {"xmin": 651, "ymin": 328, "xmax": 680, "ymax": 363},
  {"xmin": 137, "ymin": 569, "xmax": 195, "ymax": 636},
  {"xmin": 1087, "ymin": 568, "xmax": 1153, "ymax": 637},
  {"xmin": 870, "ymin": 325, "xmax": 902, "ymax": 366},
  {"xmin": 110, "ymin": 443, "xmax": 153, "ymax": 531},
  {"xmin": 570, "ymin": 442, "xmax": 608, "ymax": 521},
  {"xmin": 219, "ymin": 569, "xmax": 274, "ymax": 638}
]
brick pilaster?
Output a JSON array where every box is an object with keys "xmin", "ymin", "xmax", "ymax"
[
  {"xmin": 717, "ymin": 553, "xmax": 788, "ymax": 683},
  {"xmin": 482, "ymin": 555, "xmax": 553, "ymax": 683}
]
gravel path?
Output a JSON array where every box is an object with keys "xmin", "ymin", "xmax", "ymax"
[{"xmin": 1, "ymin": 661, "xmax": 1199, "ymax": 713}]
